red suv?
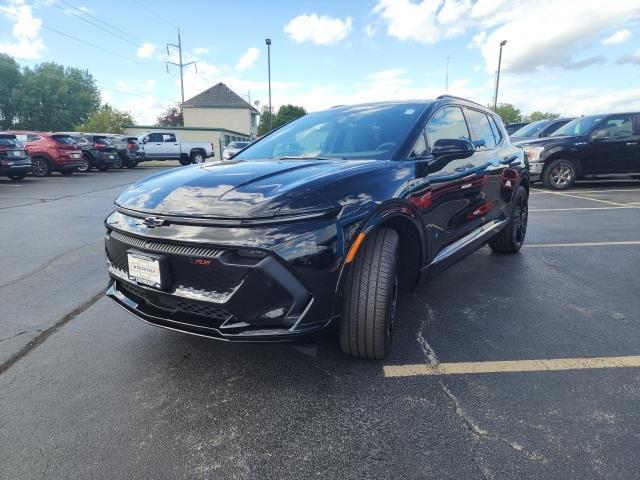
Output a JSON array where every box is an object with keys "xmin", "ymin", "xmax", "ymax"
[{"xmin": 3, "ymin": 131, "xmax": 84, "ymax": 177}]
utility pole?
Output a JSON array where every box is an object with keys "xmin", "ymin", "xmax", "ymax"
[
  {"xmin": 265, "ymin": 38, "xmax": 272, "ymax": 130},
  {"xmin": 445, "ymin": 56, "xmax": 450, "ymax": 94},
  {"xmin": 166, "ymin": 28, "xmax": 197, "ymax": 106},
  {"xmin": 493, "ymin": 40, "xmax": 507, "ymax": 110}
]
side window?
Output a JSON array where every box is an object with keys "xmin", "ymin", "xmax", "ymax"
[
  {"xmin": 465, "ymin": 109, "xmax": 497, "ymax": 149},
  {"xmin": 148, "ymin": 133, "xmax": 163, "ymax": 142},
  {"xmin": 409, "ymin": 132, "xmax": 428, "ymax": 158},
  {"xmin": 27, "ymin": 134, "xmax": 41, "ymax": 142},
  {"xmin": 163, "ymin": 134, "xmax": 176, "ymax": 142},
  {"xmin": 599, "ymin": 115, "xmax": 632, "ymax": 138},
  {"xmin": 488, "ymin": 115, "xmax": 503, "ymax": 143},
  {"xmin": 632, "ymin": 115, "xmax": 640, "ymax": 136},
  {"xmin": 426, "ymin": 106, "xmax": 470, "ymax": 147}
]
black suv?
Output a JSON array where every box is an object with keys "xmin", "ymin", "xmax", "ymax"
[
  {"xmin": 519, "ymin": 113, "xmax": 640, "ymax": 189},
  {"xmin": 59, "ymin": 133, "xmax": 118, "ymax": 172},
  {"xmin": 0, "ymin": 133, "xmax": 31, "ymax": 180},
  {"xmin": 105, "ymin": 96, "xmax": 528, "ymax": 359}
]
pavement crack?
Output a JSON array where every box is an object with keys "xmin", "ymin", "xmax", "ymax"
[
  {"xmin": 439, "ymin": 380, "xmax": 488, "ymax": 437},
  {"xmin": 0, "ymin": 330, "xmax": 42, "ymax": 342},
  {"xmin": 0, "ymin": 289, "xmax": 106, "ymax": 375},
  {"xmin": 413, "ymin": 294, "xmax": 440, "ymax": 367}
]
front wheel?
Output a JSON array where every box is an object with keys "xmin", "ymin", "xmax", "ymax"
[
  {"xmin": 489, "ymin": 185, "xmax": 528, "ymax": 253},
  {"xmin": 340, "ymin": 228, "xmax": 399, "ymax": 360},
  {"xmin": 77, "ymin": 155, "xmax": 91, "ymax": 173},
  {"xmin": 543, "ymin": 158, "xmax": 576, "ymax": 190}
]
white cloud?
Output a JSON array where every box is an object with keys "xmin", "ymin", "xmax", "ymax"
[
  {"xmin": 142, "ymin": 79, "xmax": 156, "ymax": 92},
  {"xmin": 364, "ymin": 24, "xmax": 378, "ymax": 37},
  {"xmin": 602, "ymin": 29, "xmax": 632, "ymax": 45},
  {"xmin": 122, "ymin": 95, "xmax": 173, "ymax": 125},
  {"xmin": 285, "ymin": 14, "xmax": 353, "ymax": 45},
  {"xmin": 0, "ymin": 1, "xmax": 45, "ymax": 59},
  {"xmin": 616, "ymin": 48, "xmax": 640, "ymax": 65},
  {"xmin": 235, "ymin": 47, "xmax": 260, "ymax": 71},
  {"xmin": 136, "ymin": 42, "xmax": 156, "ymax": 59},
  {"xmin": 372, "ymin": 0, "xmax": 640, "ymax": 73},
  {"xmin": 193, "ymin": 47, "xmax": 209, "ymax": 55}
]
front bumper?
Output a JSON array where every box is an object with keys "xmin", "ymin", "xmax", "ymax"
[
  {"xmin": 105, "ymin": 228, "xmax": 333, "ymax": 341},
  {"xmin": 528, "ymin": 162, "xmax": 544, "ymax": 182}
]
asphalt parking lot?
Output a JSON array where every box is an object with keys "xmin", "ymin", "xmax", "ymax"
[{"xmin": 1, "ymin": 170, "xmax": 639, "ymax": 479}]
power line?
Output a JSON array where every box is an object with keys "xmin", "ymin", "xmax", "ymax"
[
  {"xmin": 56, "ymin": 0, "xmax": 145, "ymax": 45},
  {"xmin": 131, "ymin": 0, "xmax": 177, "ymax": 28},
  {"xmin": 0, "ymin": 5, "xmax": 169, "ymax": 75}
]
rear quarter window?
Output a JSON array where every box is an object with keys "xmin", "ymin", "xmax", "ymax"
[
  {"xmin": 464, "ymin": 108, "xmax": 497, "ymax": 149},
  {"xmin": 0, "ymin": 136, "xmax": 23, "ymax": 148}
]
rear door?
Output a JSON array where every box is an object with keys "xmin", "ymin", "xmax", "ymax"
[
  {"xmin": 162, "ymin": 133, "xmax": 180, "ymax": 158},
  {"xmin": 584, "ymin": 114, "xmax": 636, "ymax": 174}
]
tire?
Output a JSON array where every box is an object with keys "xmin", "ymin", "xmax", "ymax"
[
  {"xmin": 179, "ymin": 156, "xmax": 192, "ymax": 166},
  {"xmin": 96, "ymin": 165, "xmax": 110, "ymax": 172},
  {"xmin": 191, "ymin": 150, "xmax": 206, "ymax": 164},
  {"xmin": 9, "ymin": 173, "xmax": 27, "ymax": 180},
  {"xmin": 340, "ymin": 228, "xmax": 399, "ymax": 360},
  {"xmin": 125, "ymin": 160, "xmax": 138, "ymax": 169},
  {"xmin": 489, "ymin": 186, "xmax": 528, "ymax": 253},
  {"xmin": 77, "ymin": 155, "xmax": 92, "ymax": 173},
  {"xmin": 60, "ymin": 168, "xmax": 74, "ymax": 176},
  {"xmin": 31, "ymin": 157, "xmax": 51, "ymax": 177},
  {"xmin": 543, "ymin": 158, "xmax": 576, "ymax": 190},
  {"xmin": 113, "ymin": 156, "xmax": 124, "ymax": 169}
]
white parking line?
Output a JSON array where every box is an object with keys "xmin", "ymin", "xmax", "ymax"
[
  {"xmin": 530, "ymin": 189, "xmax": 639, "ymax": 208},
  {"xmin": 525, "ymin": 241, "xmax": 640, "ymax": 248},
  {"xmin": 531, "ymin": 188, "xmax": 640, "ymax": 195},
  {"xmin": 383, "ymin": 355, "xmax": 640, "ymax": 378},
  {"xmin": 530, "ymin": 206, "xmax": 635, "ymax": 212}
]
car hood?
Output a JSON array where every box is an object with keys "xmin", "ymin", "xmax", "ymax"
[
  {"xmin": 115, "ymin": 158, "xmax": 384, "ymax": 219},
  {"xmin": 512, "ymin": 135, "xmax": 579, "ymax": 147}
]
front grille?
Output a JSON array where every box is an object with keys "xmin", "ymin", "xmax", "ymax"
[
  {"xmin": 118, "ymin": 281, "xmax": 233, "ymax": 324},
  {"xmin": 105, "ymin": 229, "xmax": 247, "ymax": 298}
]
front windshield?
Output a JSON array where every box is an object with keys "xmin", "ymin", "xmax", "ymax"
[
  {"xmin": 512, "ymin": 120, "xmax": 548, "ymax": 137},
  {"xmin": 553, "ymin": 115, "xmax": 603, "ymax": 136},
  {"xmin": 236, "ymin": 103, "xmax": 427, "ymax": 160}
]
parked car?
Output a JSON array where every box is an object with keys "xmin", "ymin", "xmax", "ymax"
[
  {"xmin": 98, "ymin": 134, "xmax": 138, "ymax": 169},
  {"xmin": 505, "ymin": 122, "xmax": 529, "ymax": 135},
  {"xmin": 222, "ymin": 141, "xmax": 250, "ymax": 160},
  {"xmin": 3, "ymin": 131, "xmax": 83, "ymax": 176},
  {"xmin": 105, "ymin": 96, "xmax": 529, "ymax": 360},
  {"xmin": 520, "ymin": 112, "xmax": 640, "ymax": 189},
  {"xmin": 510, "ymin": 118, "xmax": 575, "ymax": 144},
  {"xmin": 0, "ymin": 133, "xmax": 31, "ymax": 180},
  {"xmin": 137, "ymin": 132, "xmax": 214, "ymax": 165},
  {"xmin": 55, "ymin": 132, "xmax": 118, "ymax": 172},
  {"xmin": 123, "ymin": 137, "xmax": 144, "ymax": 167}
]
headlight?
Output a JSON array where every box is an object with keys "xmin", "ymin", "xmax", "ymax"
[{"xmin": 523, "ymin": 146, "xmax": 544, "ymax": 163}]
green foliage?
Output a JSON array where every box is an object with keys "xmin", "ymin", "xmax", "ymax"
[
  {"xmin": 76, "ymin": 104, "xmax": 134, "ymax": 134},
  {"xmin": 492, "ymin": 103, "xmax": 522, "ymax": 124},
  {"xmin": 156, "ymin": 106, "xmax": 183, "ymax": 126},
  {"xmin": 273, "ymin": 104, "xmax": 307, "ymax": 129},
  {"xmin": 11, "ymin": 62, "xmax": 100, "ymax": 131},
  {"xmin": 0, "ymin": 54, "xmax": 22, "ymax": 130},
  {"xmin": 257, "ymin": 104, "xmax": 307, "ymax": 136},
  {"xmin": 525, "ymin": 111, "xmax": 560, "ymax": 122},
  {"xmin": 257, "ymin": 105, "xmax": 273, "ymax": 137}
]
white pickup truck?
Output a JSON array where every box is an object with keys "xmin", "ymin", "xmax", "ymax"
[{"xmin": 138, "ymin": 132, "xmax": 214, "ymax": 165}]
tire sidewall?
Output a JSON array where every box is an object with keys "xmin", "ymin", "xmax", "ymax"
[
  {"xmin": 31, "ymin": 157, "xmax": 51, "ymax": 177},
  {"xmin": 543, "ymin": 158, "xmax": 576, "ymax": 190}
]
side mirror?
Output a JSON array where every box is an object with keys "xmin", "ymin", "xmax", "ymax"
[
  {"xmin": 591, "ymin": 129, "xmax": 609, "ymax": 141},
  {"xmin": 431, "ymin": 138, "xmax": 476, "ymax": 159}
]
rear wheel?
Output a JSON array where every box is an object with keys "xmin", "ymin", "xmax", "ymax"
[
  {"xmin": 125, "ymin": 159, "xmax": 138, "ymax": 169},
  {"xmin": 113, "ymin": 156, "xmax": 124, "ymax": 169},
  {"xmin": 340, "ymin": 228, "xmax": 399, "ymax": 360},
  {"xmin": 191, "ymin": 150, "xmax": 206, "ymax": 164},
  {"xmin": 31, "ymin": 157, "xmax": 51, "ymax": 177},
  {"xmin": 489, "ymin": 186, "xmax": 528, "ymax": 253},
  {"xmin": 543, "ymin": 158, "xmax": 576, "ymax": 190},
  {"xmin": 179, "ymin": 156, "xmax": 192, "ymax": 166}
]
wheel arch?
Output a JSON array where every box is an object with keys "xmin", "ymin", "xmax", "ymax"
[{"xmin": 542, "ymin": 149, "xmax": 582, "ymax": 177}]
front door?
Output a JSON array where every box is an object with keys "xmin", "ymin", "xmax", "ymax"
[
  {"xmin": 584, "ymin": 114, "xmax": 636, "ymax": 174},
  {"xmin": 143, "ymin": 133, "xmax": 166, "ymax": 160}
]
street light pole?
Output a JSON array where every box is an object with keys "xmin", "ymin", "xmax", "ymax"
[
  {"xmin": 493, "ymin": 40, "xmax": 507, "ymax": 110},
  {"xmin": 167, "ymin": 28, "xmax": 197, "ymax": 107},
  {"xmin": 265, "ymin": 38, "xmax": 272, "ymax": 130}
]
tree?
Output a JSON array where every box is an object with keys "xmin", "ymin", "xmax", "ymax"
[
  {"xmin": 156, "ymin": 106, "xmax": 183, "ymax": 126},
  {"xmin": 257, "ymin": 105, "xmax": 274, "ymax": 137},
  {"xmin": 492, "ymin": 103, "xmax": 521, "ymax": 124},
  {"xmin": 11, "ymin": 62, "xmax": 100, "ymax": 131},
  {"xmin": 0, "ymin": 54, "xmax": 22, "ymax": 130},
  {"xmin": 273, "ymin": 104, "xmax": 306, "ymax": 129},
  {"xmin": 525, "ymin": 111, "xmax": 560, "ymax": 122},
  {"xmin": 76, "ymin": 104, "xmax": 134, "ymax": 134}
]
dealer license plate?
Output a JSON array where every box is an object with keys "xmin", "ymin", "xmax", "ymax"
[{"xmin": 127, "ymin": 252, "xmax": 162, "ymax": 288}]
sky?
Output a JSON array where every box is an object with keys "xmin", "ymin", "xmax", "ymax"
[{"xmin": 1, "ymin": 0, "xmax": 639, "ymax": 125}]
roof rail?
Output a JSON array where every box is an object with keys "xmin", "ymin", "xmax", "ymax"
[{"xmin": 436, "ymin": 94, "xmax": 485, "ymax": 108}]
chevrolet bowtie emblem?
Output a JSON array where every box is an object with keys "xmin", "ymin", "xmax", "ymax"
[{"xmin": 143, "ymin": 216, "xmax": 167, "ymax": 228}]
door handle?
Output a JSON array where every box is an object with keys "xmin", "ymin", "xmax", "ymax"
[{"xmin": 174, "ymin": 143, "xmax": 179, "ymax": 145}]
